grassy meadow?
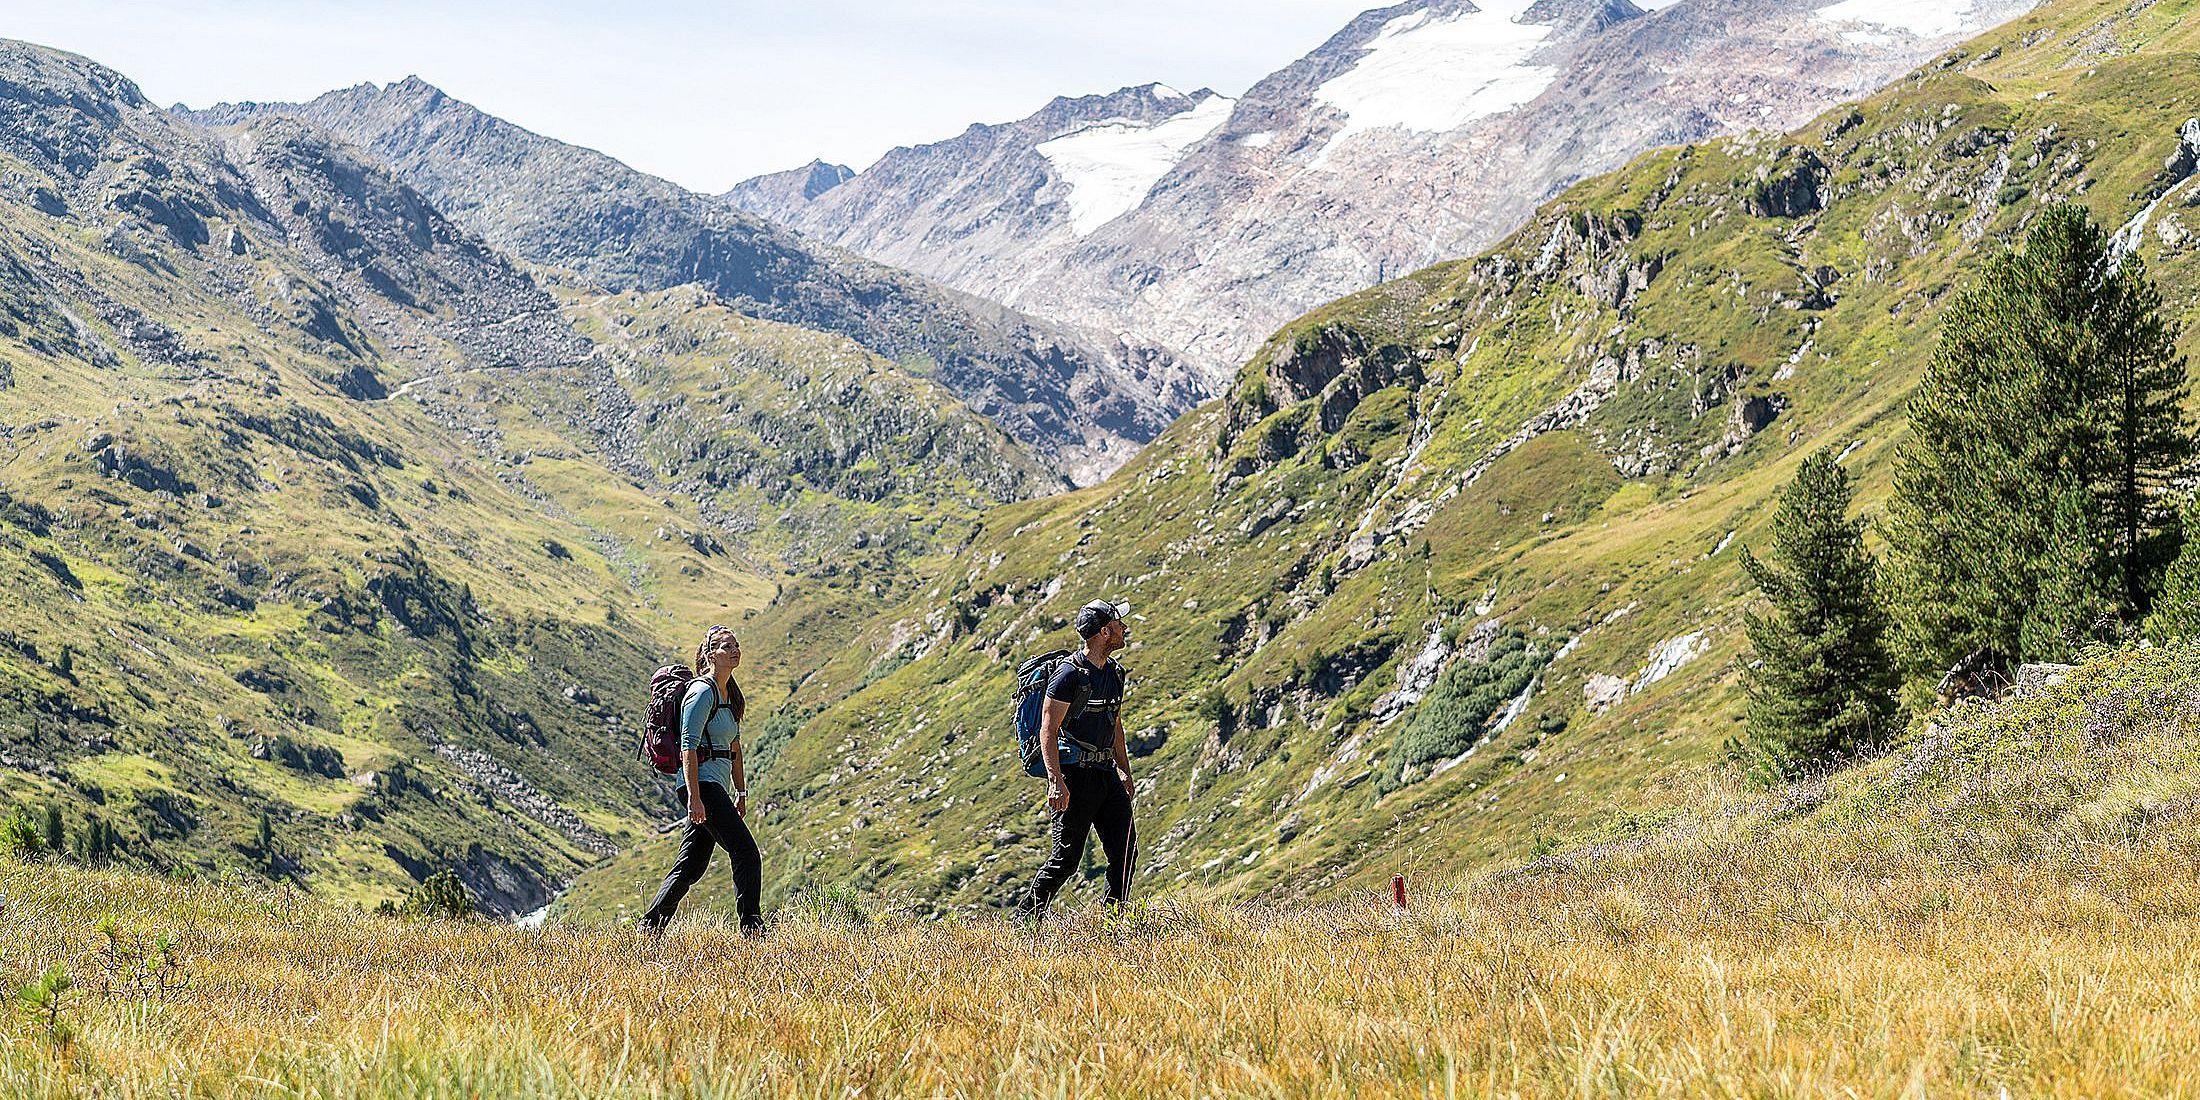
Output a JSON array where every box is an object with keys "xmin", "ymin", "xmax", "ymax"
[{"xmin": 8, "ymin": 644, "xmax": 2200, "ymax": 1098}]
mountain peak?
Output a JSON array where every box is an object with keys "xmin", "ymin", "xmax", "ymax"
[
  {"xmin": 1140, "ymin": 82, "xmax": 1224, "ymax": 105},
  {"xmin": 0, "ymin": 36, "xmax": 153, "ymax": 112},
  {"xmin": 725, "ymin": 159, "xmax": 855, "ymax": 217},
  {"xmin": 382, "ymin": 75, "xmax": 448, "ymax": 105},
  {"xmin": 798, "ymin": 159, "xmax": 855, "ymax": 193},
  {"xmin": 1053, "ymin": 82, "xmax": 1222, "ymax": 116}
]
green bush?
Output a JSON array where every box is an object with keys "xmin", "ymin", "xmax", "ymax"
[
  {"xmin": 73, "ymin": 818, "xmax": 121, "ymax": 864},
  {"xmin": 1384, "ymin": 631, "xmax": 1547, "ymax": 789},
  {"xmin": 1194, "ymin": 690, "xmax": 1232, "ymax": 729},
  {"xmin": 399, "ymin": 869, "xmax": 474, "ymax": 921},
  {"xmin": 791, "ymin": 884, "xmax": 867, "ymax": 929},
  {"xmin": 742, "ymin": 705, "xmax": 813, "ymax": 786},
  {"xmin": 13, "ymin": 964, "xmax": 75, "ymax": 1050},
  {"xmin": 1, "ymin": 808, "xmax": 45, "ymax": 860}
]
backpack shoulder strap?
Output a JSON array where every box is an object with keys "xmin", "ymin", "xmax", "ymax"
[
  {"xmin": 690, "ymin": 677, "xmax": 722, "ymax": 754},
  {"xmin": 1055, "ymin": 656, "xmax": 1109, "ymax": 759},
  {"xmin": 1063, "ymin": 654, "xmax": 1094, "ymax": 721}
]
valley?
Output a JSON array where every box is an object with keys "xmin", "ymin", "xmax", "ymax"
[
  {"xmin": 2, "ymin": 0, "xmax": 2194, "ymax": 935},
  {"xmin": 572, "ymin": 0, "xmax": 2200, "ymax": 921}
]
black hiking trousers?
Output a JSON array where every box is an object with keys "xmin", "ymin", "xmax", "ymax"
[
  {"xmin": 1020, "ymin": 765, "xmax": 1135, "ymax": 917},
  {"xmin": 642, "ymin": 780, "xmax": 762, "ymax": 934}
]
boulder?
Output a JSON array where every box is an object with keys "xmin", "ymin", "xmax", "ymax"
[
  {"xmin": 2014, "ymin": 663, "xmax": 2075, "ymax": 695},
  {"xmin": 1584, "ymin": 674, "xmax": 1629, "ymax": 715},
  {"xmin": 2166, "ymin": 118, "xmax": 2200, "ymax": 180}
]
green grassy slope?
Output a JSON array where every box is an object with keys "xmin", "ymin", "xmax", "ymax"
[
  {"xmin": 0, "ymin": 41, "xmax": 1056, "ymax": 914},
  {"xmin": 9, "ymin": 644, "xmax": 2200, "ymax": 1096},
  {"xmin": 567, "ymin": 0, "xmax": 2200, "ymax": 920}
]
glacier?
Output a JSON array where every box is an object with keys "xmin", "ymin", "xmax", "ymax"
[
  {"xmin": 1814, "ymin": 0, "xmax": 1984, "ymax": 42},
  {"xmin": 1311, "ymin": 1, "xmax": 1557, "ymax": 157},
  {"xmin": 1037, "ymin": 94, "xmax": 1236, "ymax": 236}
]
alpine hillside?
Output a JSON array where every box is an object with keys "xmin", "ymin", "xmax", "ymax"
[
  {"xmin": 187, "ymin": 81, "xmax": 1199, "ymax": 484},
  {"xmin": 566, "ymin": 0, "xmax": 2200, "ymax": 921},
  {"xmin": 736, "ymin": 0, "xmax": 2040, "ymax": 383},
  {"xmin": 0, "ymin": 37, "xmax": 1059, "ymax": 916}
]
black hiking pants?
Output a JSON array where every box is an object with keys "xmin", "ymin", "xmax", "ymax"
[
  {"xmin": 1020, "ymin": 765, "xmax": 1135, "ymax": 917},
  {"xmin": 642, "ymin": 781, "xmax": 762, "ymax": 933}
]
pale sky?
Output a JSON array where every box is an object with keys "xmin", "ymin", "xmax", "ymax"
[{"xmin": 1, "ymin": 1, "xmax": 1378, "ymax": 193}]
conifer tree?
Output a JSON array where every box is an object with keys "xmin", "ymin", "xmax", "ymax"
[
  {"xmin": 42, "ymin": 805, "xmax": 63, "ymax": 856},
  {"xmin": 1738, "ymin": 452, "xmax": 1900, "ymax": 778},
  {"xmin": 2146, "ymin": 496, "xmax": 2200, "ymax": 640},
  {"xmin": 1888, "ymin": 204, "xmax": 2192, "ymax": 668},
  {"xmin": 74, "ymin": 818, "xmax": 118, "ymax": 865},
  {"xmin": 2019, "ymin": 481, "xmax": 2117, "ymax": 658}
]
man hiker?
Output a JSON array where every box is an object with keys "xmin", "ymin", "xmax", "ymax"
[{"xmin": 1019, "ymin": 598, "xmax": 1137, "ymax": 919}]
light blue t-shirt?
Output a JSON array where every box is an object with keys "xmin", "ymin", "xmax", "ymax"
[{"xmin": 680, "ymin": 679, "xmax": 741, "ymax": 791}]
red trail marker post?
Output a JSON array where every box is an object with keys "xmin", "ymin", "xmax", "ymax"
[{"xmin": 1391, "ymin": 873, "xmax": 1407, "ymax": 912}]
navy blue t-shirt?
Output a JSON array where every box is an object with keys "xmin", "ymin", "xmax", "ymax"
[{"xmin": 1045, "ymin": 653, "xmax": 1123, "ymax": 760}]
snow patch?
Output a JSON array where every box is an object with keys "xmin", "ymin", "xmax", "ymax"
[
  {"xmin": 1490, "ymin": 674, "xmax": 1537, "ymax": 735},
  {"xmin": 1634, "ymin": 631, "xmax": 1708, "ymax": 692},
  {"xmin": 1372, "ymin": 622, "xmax": 1451, "ymax": 726},
  {"xmin": 1814, "ymin": 0, "xmax": 1984, "ymax": 43},
  {"xmin": 1238, "ymin": 132, "xmax": 1276, "ymax": 149},
  {"xmin": 1039, "ymin": 95, "xmax": 1236, "ymax": 235},
  {"xmin": 2113, "ymin": 175, "xmax": 2199, "ymax": 269},
  {"xmin": 1313, "ymin": 1, "xmax": 1558, "ymax": 156}
]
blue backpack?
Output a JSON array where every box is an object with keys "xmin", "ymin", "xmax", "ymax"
[{"xmin": 1012, "ymin": 650, "xmax": 1105, "ymax": 777}]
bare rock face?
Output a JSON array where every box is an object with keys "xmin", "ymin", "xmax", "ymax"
[
  {"xmin": 745, "ymin": 0, "xmax": 2039, "ymax": 386},
  {"xmin": 2167, "ymin": 118, "xmax": 2200, "ymax": 179},
  {"xmin": 724, "ymin": 159, "xmax": 853, "ymax": 224},
  {"xmin": 1583, "ymin": 673, "xmax": 1630, "ymax": 714},
  {"xmin": 221, "ymin": 115, "xmax": 594, "ymax": 373}
]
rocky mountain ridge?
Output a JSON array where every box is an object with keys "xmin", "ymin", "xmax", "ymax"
[
  {"xmin": 724, "ymin": 159, "xmax": 854, "ymax": 220},
  {"xmin": 730, "ymin": 83, "xmax": 1230, "ymax": 293},
  {"xmin": 186, "ymin": 80, "xmax": 1201, "ymax": 483},
  {"xmin": 740, "ymin": 0, "xmax": 2041, "ymax": 383}
]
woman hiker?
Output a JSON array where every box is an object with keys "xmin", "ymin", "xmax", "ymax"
[{"xmin": 640, "ymin": 625, "xmax": 764, "ymax": 935}]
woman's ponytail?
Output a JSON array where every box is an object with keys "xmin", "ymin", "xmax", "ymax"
[{"xmin": 692, "ymin": 627, "xmax": 746, "ymax": 720}]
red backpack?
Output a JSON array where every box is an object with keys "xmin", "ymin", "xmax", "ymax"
[{"xmin": 641, "ymin": 666, "xmax": 695, "ymax": 774}]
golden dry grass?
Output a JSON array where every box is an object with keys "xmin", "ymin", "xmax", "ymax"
[{"xmin": 7, "ymin": 646, "xmax": 2200, "ymax": 1098}]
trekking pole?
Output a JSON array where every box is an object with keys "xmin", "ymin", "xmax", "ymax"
[{"xmin": 1126, "ymin": 820, "xmax": 1139, "ymax": 900}]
